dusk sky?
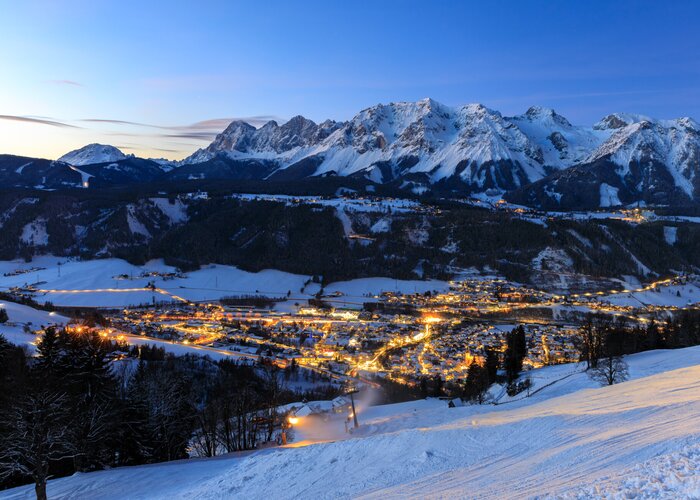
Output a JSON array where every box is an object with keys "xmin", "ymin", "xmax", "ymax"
[{"xmin": 1, "ymin": 0, "xmax": 699, "ymax": 160}]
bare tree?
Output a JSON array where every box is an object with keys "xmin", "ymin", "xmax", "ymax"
[
  {"xmin": 578, "ymin": 315, "xmax": 606, "ymax": 369},
  {"xmin": 191, "ymin": 403, "xmax": 220, "ymax": 457},
  {"xmin": 0, "ymin": 391, "xmax": 75, "ymax": 500},
  {"xmin": 218, "ymin": 386, "xmax": 261, "ymax": 452},
  {"xmin": 261, "ymin": 363, "xmax": 285, "ymax": 443},
  {"xmin": 589, "ymin": 355, "xmax": 629, "ymax": 386}
]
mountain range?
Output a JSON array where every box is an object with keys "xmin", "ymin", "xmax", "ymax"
[{"xmin": 2, "ymin": 99, "xmax": 699, "ymax": 210}]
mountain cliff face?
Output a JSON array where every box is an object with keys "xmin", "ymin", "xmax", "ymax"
[
  {"xmin": 183, "ymin": 99, "xmax": 560, "ymax": 193},
  {"xmin": 507, "ymin": 115, "xmax": 700, "ymax": 209},
  {"xmin": 179, "ymin": 99, "xmax": 699, "ymax": 206}
]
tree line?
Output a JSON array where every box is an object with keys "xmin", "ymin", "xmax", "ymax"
[{"xmin": 380, "ymin": 310, "xmax": 700, "ymax": 406}]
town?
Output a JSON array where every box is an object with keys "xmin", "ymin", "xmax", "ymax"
[{"xmin": 32, "ymin": 272, "xmax": 694, "ymax": 390}]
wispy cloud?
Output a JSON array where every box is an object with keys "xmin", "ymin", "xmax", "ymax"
[
  {"xmin": 185, "ymin": 118, "xmax": 236, "ymax": 129},
  {"xmin": 171, "ymin": 116, "xmax": 281, "ymax": 129},
  {"xmin": 48, "ymin": 79, "xmax": 84, "ymax": 87},
  {"xmin": 81, "ymin": 118, "xmax": 153, "ymax": 127},
  {"xmin": 0, "ymin": 114, "xmax": 81, "ymax": 128},
  {"xmin": 154, "ymin": 116, "xmax": 282, "ymax": 141},
  {"xmin": 80, "ymin": 115, "xmax": 283, "ymax": 146},
  {"xmin": 159, "ymin": 132, "xmax": 220, "ymax": 141},
  {"xmin": 81, "ymin": 115, "xmax": 282, "ymax": 130},
  {"xmin": 151, "ymin": 147, "xmax": 187, "ymax": 153}
]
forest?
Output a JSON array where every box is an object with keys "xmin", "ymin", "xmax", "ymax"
[
  {"xmin": 0, "ymin": 328, "xmax": 340, "ymax": 500},
  {"xmin": 0, "ymin": 187, "xmax": 698, "ymax": 285}
]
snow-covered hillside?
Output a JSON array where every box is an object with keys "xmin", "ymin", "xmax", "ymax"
[
  {"xmin": 58, "ymin": 144, "xmax": 129, "ymax": 166},
  {"xmin": 0, "ymin": 257, "xmax": 449, "ymax": 308},
  {"xmin": 0, "ymin": 300, "xmax": 67, "ymax": 346},
  {"xmin": 4, "ymin": 346, "xmax": 700, "ymax": 499}
]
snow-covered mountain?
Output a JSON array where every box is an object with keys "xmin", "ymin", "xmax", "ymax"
[
  {"xmin": 179, "ymin": 99, "xmax": 700, "ymax": 206},
  {"xmin": 587, "ymin": 115, "xmax": 700, "ymax": 196},
  {"xmin": 508, "ymin": 106, "xmax": 609, "ymax": 169},
  {"xmin": 184, "ymin": 99, "xmax": 574, "ymax": 193},
  {"xmin": 3, "ymin": 100, "xmax": 697, "ymax": 208},
  {"xmin": 508, "ymin": 114, "xmax": 700, "ymax": 208},
  {"xmin": 58, "ymin": 143, "xmax": 130, "ymax": 166}
]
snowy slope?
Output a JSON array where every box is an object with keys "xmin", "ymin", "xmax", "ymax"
[
  {"xmin": 0, "ymin": 257, "xmax": 314, "ymax": 307},
  {"xmin": 4, "ymin": 346, "xmax": 700, "ymax": 499},
  {"xmin": 0, "ymin": 300, "xmax": 68, "ymax": 347},
  {"xmin": 58, "ymin": 144, "xmax": 129, "ymax": 166}
]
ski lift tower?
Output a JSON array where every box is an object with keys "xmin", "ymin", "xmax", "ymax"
[{"xmin": 347, "ymin": 387, "xmax": 359, "ymax": 429}]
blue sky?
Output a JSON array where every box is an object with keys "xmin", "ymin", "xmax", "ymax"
[{"xmin": 1, "ymin": 0, "xmax": 699, "ymax": 159}]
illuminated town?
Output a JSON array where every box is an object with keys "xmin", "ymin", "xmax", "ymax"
[{"xmin": 33, "ymin": 271, "xmax": 695, "ymax": 389}]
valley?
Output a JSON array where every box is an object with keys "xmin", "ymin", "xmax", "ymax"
[
  {"xmin": 3, "ymin": 253, "xmax": 700, "ymax": 390},
  {"xmin": 2, "ymin": 3, "xmax": 699, "ymax": 499}
]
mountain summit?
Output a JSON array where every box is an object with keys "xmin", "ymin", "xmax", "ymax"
[{"xmin": 59, "ymin": 144, "xmax": 129, "ymax": 166}]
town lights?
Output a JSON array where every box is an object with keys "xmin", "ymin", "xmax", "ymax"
[{"xmin": 288, "ymin": 416, "xmax": 299, "ymax": 426}]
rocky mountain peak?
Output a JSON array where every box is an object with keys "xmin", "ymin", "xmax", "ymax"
[
  {"xmin": 259, "ymin": 120, "xmax": 279, "ymax": 130},
  {"xmin": 593, "ymin": 113, "xmax": 651, "ymax": 131},
  {"xmin": 523, "ymin": 106, "xmax": 572, "ymax": 128},
  {"xmin": 675, "ymin": 117, "xmax": 700, "ymax": 131}
]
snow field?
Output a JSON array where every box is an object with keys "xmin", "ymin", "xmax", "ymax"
[{"xmin": 0, "ymin": 257, "xmax": 450, "ymax": 308}]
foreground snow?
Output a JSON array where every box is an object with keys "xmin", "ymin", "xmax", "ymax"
[{"xmin": 3, "ymin": 347, "xmax": 700, "ymax": 499}]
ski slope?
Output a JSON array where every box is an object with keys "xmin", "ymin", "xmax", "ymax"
[{"xmin": 3, "ymin": 347, "xmax": 700, "ymax": 499}]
